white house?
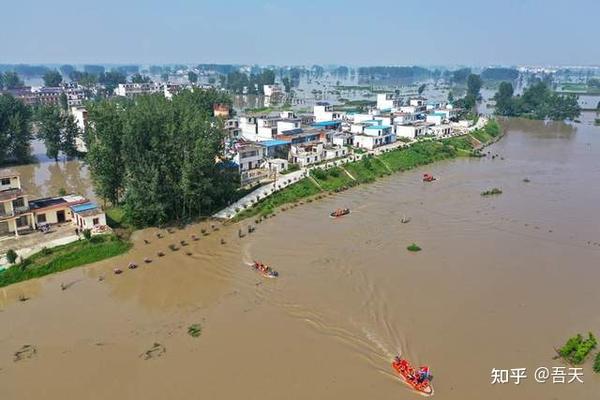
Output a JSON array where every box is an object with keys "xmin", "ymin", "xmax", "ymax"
[
  {"xmin": 114, "ymin": 83, "xmax": 162, "ymax": 97},
  {"xmin": 263, "ymin": 84, "xmax": 282, "ymax": 97},
  {"xmin": 394, "ymin": 122, "xmax": 431, "ymax": 139},
  {"xmin": 70, "ymin": 202, "xmax": 107, "ymax": 232},
  {"xmin": 429, "ymin": 124, "xmax": 452, "ymax": 137},
  {"xmin": 314, "ymin": 103, "xmax": 344, "ymax": 122},
  {"xmin": 376, "ymin": 93, "xmax": 400, "ymax": 110},
  {"xmin": 322, "ymin": 145, "xmax": 348, "ymax": 161},
  {"xmin": 234, "ymin": 143, "xmax": 265, "ymax": 171},
  {"xmin": 277, "ymin": 118, "xmax": 302, "ymax": 134},
  {"xmin": 354, "ymin": 125, "xmax": 396, "ymax": 150},
  {"xmin": 290, "ymin": 142, "xmax": 324, "ymax": 167},
  {"xmin": 332, "ymin": 132, "xmax": 354, "ymax": 147}
]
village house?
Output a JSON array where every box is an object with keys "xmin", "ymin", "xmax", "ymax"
[
  {"xmin": 313, "ymin": 102, "xmax": 344, "ymax": 122},
  {"xmin": 0, "ymin": 171, "xmax": 35, "ymax": 237},
  {"xmin": 429, "ymin": 123, "xmax": 452, "ymax": 137},
  {"xmin": 114, "ymin": 82, "xmax": 162, "ymax": 97},
  {"xmin": 71, "ymin": 202, "xmax": 107, "ymax": 231},
  {"xmin": 394, "ymin": 122, "xmax": 432, "ymax": 139},
  {"xmin": 290, "ymin": 142, "xmax": 324, "ymax": 167},
  {"xmin": 354, "ymin": 125, "xmax": 396, "ymax": 150},
  {"xmin": 263, "ymin": 84, "xmax": 282, "ymax": 97},
  {"xmin": 376, "ymin": 93, "xmax": 401, "ymax": 111},
  {"xmin": 28, "ymin": 195, "xmax": 88, "ymax": 226}
]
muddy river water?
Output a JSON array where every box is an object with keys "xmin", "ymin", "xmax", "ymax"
[{"xmin": 1, "ymin": 115, "xmax": 599, "ymax": 399}]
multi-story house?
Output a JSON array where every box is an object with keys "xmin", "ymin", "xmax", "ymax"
[{"xmin": 0, "ymin": 171, "xmax": 35, "ymax": 237}]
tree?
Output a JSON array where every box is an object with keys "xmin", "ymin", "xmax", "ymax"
[
  {"xmin": 6, "ymin": 249, "xmax": 18, "ymax": 264},
  {"xmin": 161, "ymin": 73, "xmax": 169, "ymax": 82},
  {"xmin": 130, "ymin": 73, "xmax": 151, "ymax": 84},
  {"xmin": 451, "ymin": 68, "xmax": 471, "ymax": 84},
  {"xmin": 2, "ymin": 72, "xmax": 24, "ymax": 89},
  {"xmin": 0, "ymin": 94, "xmax": 33, "ymax": 165},
  {"xmin": 418, "ymin": 84, "xmax": 426, "ymax": 95},
  {"xmin": 86, "ymin": 89, "xmax": 237, "ymax": 225},
  {"xmin": 59, "ymin": 93, "xmax": 69, "ymax": 111},
  {"xmin": 282, "ymin": 77, "xmax": 291, "ymax": 93},
  {"xmin": 493, "ymin": 82, "xmax": 515, "ymax": 116},
  {"xmin": 467, "ymin": 74, "xmax": 483, "ymax": 98},
  {"xmin": 37, "ymin": 105, "xmax": 63, "ymax": 161},
  {"xmin": 188, "ymin": 71, "xmax": 198, "ymax": 84},
  {"xmin": 43, "ymin": 70, "xmax": 63, "ymax": 87},
  {"xmin": 86, "ymin": 100, "xmax": 126, "ymax": 205},
  {"xmin": 61, "ymin": 114, "xmax": 80, "ymax": 158},
  {"xmin": 99, "ymin": 71, "xmax": 127, "ymax": 93},
  {"xmin": 59, "ymin": 64, "xmax": 75, "ymax": 77},
  {"xmin": 447, "ymin": 91, "xmax": 454, "ymax": 103},
  {"xmin": 82, "ymin": 229, "xmax": 92, "ymax": 240}
]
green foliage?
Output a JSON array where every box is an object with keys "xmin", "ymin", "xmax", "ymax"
[
  {"xmin": 36, "ymin": 105, "xmax": 80, "ymax": 160},
  {"xmin": 130, "ymin": 73, "xmax": 151, "ymax": 84},
  {"xmin": 82, "ymin": 229, "xmax": 92, "ymax": 240},
  {"xmin": 418, "ymin": 83, "xmax": 426, "ymax": 95},
  {"xmin": 6, "ymin": 249, "xmax": 18, "ymax": 264},
  {"xmin": 224, "ymin": 69, "xmax": 275, "ymax": 94},
  {"xmin": 0, "ymin": 94, "xmax": 33, "ymax": 165},
  {"xmin": 1, "ymin": 72, "xmax": 24, "ymax": 89},
  {"xmin": 188, "ymin": 71, "xmax": 198, "ymax": 83},
  {"xmin": 86, "ymin": 89, "xmax": 237, "ymax": 227},
  {"xmin": 494, "ymin": 81, "xmax": 581, "ymax": 120},
  {"xmin": 281, "ymin": 163, "xmax": 300, "ymax": 174},
  {"xmin": 58, "ymin": 187, "xmax": 67, "ymax": 196},
  {"xmin": 571, "ymin": 333, "xmax": 597, "ymax": 364},
  {"xmin": 311, "ymin": 167, "xmax": 355, "ymax": 191},
  {"xmin": 593, "ymin": 352, "xmax": 600, "ymax": 373},
  {"xmin": 187, "ymin": 323, "xmax": 202, "ymax": 337},
  {"xmin": 233, "ymin": 178, "xmax": 321, "ymax": 221},
  {"xmin": 481, "ymin": 68, "xmax": 519, "ymax": 81},
  {"xmin": 0, "ymin": 235, "xmax": 131, "ymax": 288},
  {"xmin": 481, "ymin": 188, "xmax": 503, "ymax": 196},
  {"xmin": 42, "ymin": 70, "xmax": 62, "ymax": 87},
  {"xmin": 407, "ymin": 243, "xmax": 422, "ymax": 252}
]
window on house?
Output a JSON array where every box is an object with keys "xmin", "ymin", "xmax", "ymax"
[
  {"xmin": 1, "ymin": 178, "xmax": 10, "ymax": 185},
  {"xmin": 16, "ymin": 215, "xmax": 28, "ymax": 228},
  {"xmin": 93, "ymin": 218, "xmax": 99, "ymax": 225},
  {"xmin": 37, "ymin": 214, "xmax": 47, "ymax": 223},
  {"xmin": 13, "ymin": 197, "xmax": 25, "ymax": 208}
]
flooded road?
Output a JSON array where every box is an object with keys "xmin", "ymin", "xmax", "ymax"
[{"xmin": 1, "ymin": 115, "xmax": 600, "ymax": 399}]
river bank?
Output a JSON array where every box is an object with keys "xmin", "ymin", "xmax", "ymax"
[
  {"xmin": 1, "ymin": 115, "xmax": 599, "ymax": 400},
  {"xmin": 232, "ymin": 119, "xmax": 501, "ymax": 222}
]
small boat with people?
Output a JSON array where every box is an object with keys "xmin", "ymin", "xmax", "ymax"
[
  {"xmin": 330, "ymin": 208, "xmax": 351, "ymax": 218},
  {"xmin": 252, "ymin": 261, "xmax": 279, "ymax": 278},
  {"xmin": 422, "ymin": 173, "xmax": 436, "ymax": 182},
  {"xmin": 113, "ymin": 268, "xmax": 123, "ymax": 275},
  {"xmin": 392, "ymin": 356, "xmax": 433, "ymax": 396}
]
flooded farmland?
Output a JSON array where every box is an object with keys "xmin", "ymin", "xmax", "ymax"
[{"xmin": 1, "ymin": 114, "xmax": 599, "ymax": 399}]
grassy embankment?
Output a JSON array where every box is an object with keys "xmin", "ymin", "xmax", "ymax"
[
  {"xmin": 0, "ymin": 235, "xmax": 131, "ymax": 288},
  {"xmin": 232, "ymin": 120, "xmax": 501, "ymax": 221}
]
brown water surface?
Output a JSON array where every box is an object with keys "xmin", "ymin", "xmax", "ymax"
[{"xmin": 1, "ymin": 115, "xmax": 599, "ymax": 399}]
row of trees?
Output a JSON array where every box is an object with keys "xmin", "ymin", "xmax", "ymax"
[
  {"xmin": 494, "ymin": 81, "xmax": 581, "ymax": 120},
  {"xmin": 0, "ymin": 94, "xmax": 82, "ymax": 165},
  {"xmin": 223, "ymin": 69, "xmax": 276, "ymax": 94},
  {"xmin": 85, "ymin": 89, "xmax": 239, "ymax": 227},
  {"xmin": 0, "ymin": 72, "xmax": 25, "ymax": 90}
]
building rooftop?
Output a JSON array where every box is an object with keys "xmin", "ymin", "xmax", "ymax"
[
  {"xmin": 365, "ymin": 125, "xmax": 391, "ymax": 130},
  {"xmin": 29, "ymin": 195, "xmax": 87, "ymax": 211},
  {"xmin": 71, "ymin": 202, "xmax": 99, "ymax": 214},
  {"xmin": 0, "ymin": 169, "xmax": 20, "ymax": 179},
  {"xmin": 0, "ymin": 188, "xmax": 23, "ymax": 202},
  {"xmin": 312, "ymin": 120, "xmax": 341, "ymax": 127},
  {"xmin": 258, "ymin": 139, "xmax": 290, "ymax": 148}
]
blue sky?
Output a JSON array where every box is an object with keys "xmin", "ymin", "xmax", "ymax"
[{"xmin": 1, "ymin": 0, "xmax": 598, "ymax": 66}]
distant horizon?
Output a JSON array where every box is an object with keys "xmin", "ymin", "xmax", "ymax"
[{"xmin": 1, "ymin": 0, "xmax": 599, "ymax": 66}]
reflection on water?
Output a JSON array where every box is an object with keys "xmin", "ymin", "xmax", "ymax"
[{"xmin": 6, "ymin": 140, "xmax": 95, "ymax": 201}]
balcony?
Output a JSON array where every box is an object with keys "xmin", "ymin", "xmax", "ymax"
[
  {"xmin": 0, "ymin": 209, "xmax": 14, "ymax": 219},
  {"xmin": 13, "ymin": 205, "xmax": 30, "ymax": 215}
]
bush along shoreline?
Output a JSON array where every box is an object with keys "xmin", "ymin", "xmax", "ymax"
[
  {"xmin": 233, "ymin": 120, "xmax": 502, "ymax": 222},
  {"xmin": 0, "ymin": 234, "xmax": 131, "ymax": 288}
]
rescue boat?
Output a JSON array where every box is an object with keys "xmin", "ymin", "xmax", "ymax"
[
  {"xmin": 252, "ymin": 261, "xmax": 279, "ymax": 278},
  {"xmin": 329, "ymin": 208, "xmax": 351, "ymax": 218},
  {"xmin": 392, "ymin": 356, "xmax": 433, "ymax": 396}
]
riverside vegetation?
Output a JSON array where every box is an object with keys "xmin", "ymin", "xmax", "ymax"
[
  {"xmin": 0, "ymin": 235, "xmax": 131, "ymax": 288},
  {"xmin": 557, "ymin": 333, "xmax": 598, "ymax": 366},
  {"xmin": 234, "ymin": 120, "xmax": 501, "ymax": 221}
]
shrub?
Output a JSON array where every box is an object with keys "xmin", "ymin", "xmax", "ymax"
[
  {"xmin": 188, "ymin": 323, "xmax": 202, "ymax": 337},
  {"xmin": 6, "ymin": 249, "xmax": 18, "ymax": 264},
  {"xmin": 571, "ymin": 333, "xmax": 597, "ymax": 364},
  {"xmin": 82, "ymin": 229, "xmax": 92, "ymax": 240},
  {"xmin": 559, "ymin": 334, "xmax": 583, "ymax": 357},
  {"xmin": 594, "ymin": 352, "xmax": 600, "ymax": 373},
  {"xmin": 407, "ymin": 243, "xmax": 422, "ymax": 252},
  {"xmin": 481, "ymin": 188, "xmax": 503, "ymax": 196},
  {"xmin": 40, "ymin": 247, "xmax": 52, "ymax": 256}
]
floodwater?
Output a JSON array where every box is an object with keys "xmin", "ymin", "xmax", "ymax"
[
  {"xmin": 7, "ymin": 140, "xmax": 95, "ymax": 201},
  {"xmin": 1, "ymin": 115, "xmax": 600, "ymax": 400}
]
